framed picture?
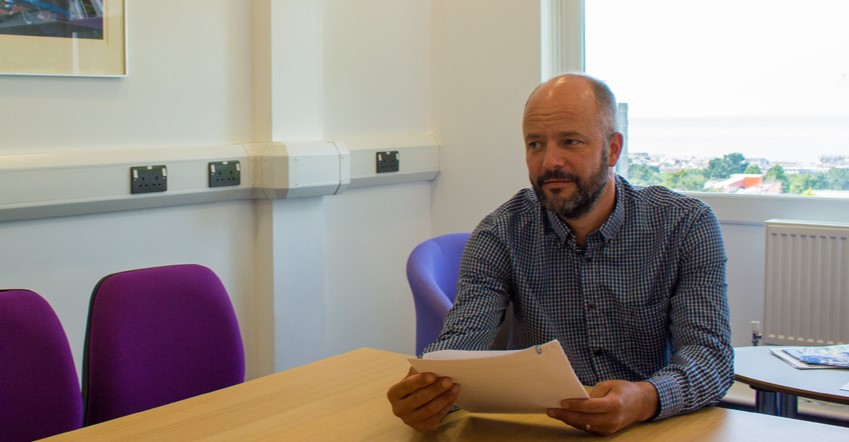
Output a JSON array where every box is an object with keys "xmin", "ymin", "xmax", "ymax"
[{"xmin": 0, "ymin": 0, "xmax": 126, "ymax": 77}]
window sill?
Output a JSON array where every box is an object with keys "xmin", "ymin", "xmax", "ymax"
[{"xmin": 684, "ymin": 192, "xmax": 849, "ymax": 226}]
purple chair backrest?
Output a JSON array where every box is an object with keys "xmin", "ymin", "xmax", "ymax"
[
  {"xmin": 406, "ymin": 232, "xmax": 471, "ymax": 354},
  {"xmin": 82, "ymin": 264, "xmax": 245, "ymax": 426},
  {"xmin": 0, "ymin": 289, "xmax": 82, "ymax": 441}
]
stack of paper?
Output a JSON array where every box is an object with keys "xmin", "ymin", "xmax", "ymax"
[{"xmin": 408, "ymin": 340, "xmax": 588, "ymax": 414}]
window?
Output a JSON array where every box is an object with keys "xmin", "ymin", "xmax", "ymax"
[{"xmin": 583, "ymin": 0, "xmax": 849, "ymax": 197}]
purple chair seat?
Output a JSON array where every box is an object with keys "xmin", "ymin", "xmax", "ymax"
[
  {"xmin": 82, "ymin": 264, "xmax": 245, "ymax": 426},
  {"xmin": 0, "ymin": 289, "xmax": 82, "ymax": 441},
  {"xmin": 406, "ymin": 233, "xmax": 471, "ymax": 354}
]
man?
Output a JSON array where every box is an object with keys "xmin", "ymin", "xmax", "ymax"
[{"xmin": 387, "ymin": 73, "xmax": 733, "ymax": 436}]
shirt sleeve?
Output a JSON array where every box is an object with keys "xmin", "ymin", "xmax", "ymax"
[
  {"xmin": 423, "ymin": 215, "xmax": 513, "ymax": 354},
  {"xmin": 646, "ymin": 206, "xmax": 735, "ymax": 420}
]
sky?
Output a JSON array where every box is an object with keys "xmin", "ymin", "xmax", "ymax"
[
  {"xmin": 585, "ymin": 0, "xmax": 849, "ymax": 119},
  {"xmin": 583, "ymin": 0, "xmax": 849, "ymax": 163}
]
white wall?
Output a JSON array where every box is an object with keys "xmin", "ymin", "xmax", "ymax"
[
  {"xmin": 721, "ymin": 222, "xmax": 766, "ymax": 345},
  {"xmin": 0, "ymin": 0, "xmax": 438, "ymax": 379},
  {"xmin": 2, "ymin": 0, "xmax": 254, "ymax": 152},
  {"xmin": 0, "ymin": 0, "xmax": 262, "ymax": 377},
  {"xmin": 323, "ymin": 183, "xmax": 432, "ymax": 356},
  {"xmin": 431, "ymin": 0, "xmax": 542, "ymax": 234},
  {"xmin": 321, "ymin": 0, "xmax": 433, "ymax": 356},
  {"xmin": 323, "ymin": 0, "xmax": 431, "ymax": 138},
  {"xmin": 258, "ymin": 0, "xmax": 434, "ymax": 370}
]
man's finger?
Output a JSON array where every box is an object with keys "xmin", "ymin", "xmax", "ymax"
[
  {"xmin": 406, "ymin": 384, "xmax": 461, "ymax": 431},
  {"xmin": 559, "ymin": 397, "xmax": 608, "ymax": 414},
  {"xmin": 387, "ymin": 372, "xmax": 437, "ymax": 401}
]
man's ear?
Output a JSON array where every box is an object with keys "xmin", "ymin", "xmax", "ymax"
[{"xmin": 607, "ymin": 132, "xmax": 624, "ymax": 166}]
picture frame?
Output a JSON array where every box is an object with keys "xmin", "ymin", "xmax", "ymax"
[{"xmin": 0, "ymin": 0, "xmax": 127, "ymax": 77}]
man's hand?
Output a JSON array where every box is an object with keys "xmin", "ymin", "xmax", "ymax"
[
  {"xmin": 387, "ymin": 368, "xmax": 461, "ymax": 432},
  {"xmin": 547, "ymin": 380, "xmax": 659, "ymax": 436}
]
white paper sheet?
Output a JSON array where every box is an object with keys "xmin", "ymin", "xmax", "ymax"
[{"xmin": 408, "ymin": 339, "xmax": 588, "ymax": 413}]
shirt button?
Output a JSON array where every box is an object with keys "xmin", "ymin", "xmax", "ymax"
[
  {"xmin": 593, "ymin": 349, "xmax": 603, "ymax": 356},
  {"xmin": 586, "ymin": 302, "xmax": 596, "ymax": 310}
]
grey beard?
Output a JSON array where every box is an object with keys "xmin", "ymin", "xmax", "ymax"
[{"xmin": 532, "ymin": 164, "xmax": 610, "ymax": 219}]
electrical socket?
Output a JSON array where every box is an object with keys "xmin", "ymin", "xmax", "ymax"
[
  {"xmin": 376, "ymin": 151, "xmax": 399, "ymax": 173},
  {"xmin": 130, "ymin": 165, "xmax": 167, "ymax": 194},
  {"xmin": 208, "ymin": 161, "xmax": 241, "ymax": 188}
]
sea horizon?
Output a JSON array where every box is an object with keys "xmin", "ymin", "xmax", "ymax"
[{"xmin": 626, "ymin": 116, "xmax": 849, "ymax": 165}]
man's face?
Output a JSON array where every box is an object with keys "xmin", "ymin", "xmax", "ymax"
[
  {"xmin": 530, "ymin": 146, "xmax": 610, "ymax": 220},
  {"xmin": 523, "ymin": 79, "xmax": 615, "ymax": 220}
]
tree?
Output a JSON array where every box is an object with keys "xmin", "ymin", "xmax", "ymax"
[
  {"xmin": 663, "ymin": 169, "xmax": 707, "ymax": 191},
  {"xmin": 744, "ymin": 165, "xmax": 762, "ymax": 174},
  {"xmin": 790, "ymin": 172, "xmax": 829, "ymax": 194},
  {"xmin": 808, "ymin": 172, "xmax": 829, "ymax": 190},
  {"xmin": 627, "ymin": 163, "xmax": 662, "ymax": 186},
  {"xmin": 764, "ymin": 164, "xmax": 790, "ymax": 193},
  {"xmin": 826, "ymin": 167, "xmax": 849, "ymax": 190},
  {"xmin": 706, "ymin": 153, "xmax": 749, "ymax": 179}
]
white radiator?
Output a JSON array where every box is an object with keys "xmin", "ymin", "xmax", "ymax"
[{"xmin": 763, "ymin": 219, "xmax": 849, "ymax": 345}]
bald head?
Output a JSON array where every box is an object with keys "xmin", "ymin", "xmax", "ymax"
[{"xmin": 525, "ymin": 73, "xmax": 619, "ymax": 139}]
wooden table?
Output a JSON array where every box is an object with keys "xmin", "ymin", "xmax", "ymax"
[
  {"xmin": 44, "ymin": 348, "xmax": 849, "ymax": 441},
  {"xmin": 735, "ymin": 346, "xmax": 849, "ymax": 418}
]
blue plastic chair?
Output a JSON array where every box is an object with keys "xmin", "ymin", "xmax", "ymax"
[
  {"xmin": 406, "ymin": 232, "xmax": 471, "ymax": 354},
  {"xmin": 0, "ymin": 289, "xmax": 82, "ymax": 441}
]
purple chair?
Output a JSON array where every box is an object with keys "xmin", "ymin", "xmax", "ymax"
[
  {"xmin": 406, "ymin": 232, "xmax": 471, "ymax": 354},
  {"xmin": 0, "ymin": 289, "xmax": 82, "ymax": 441},
  {"xmin": 82, "ymin": 264, "xmax": 245, "ymax": 426}
]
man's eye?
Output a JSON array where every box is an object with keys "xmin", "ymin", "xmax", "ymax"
[
  {"xmin": 564, "ymin": 139, "xmax": 581, "ymax": 146},
  {"xmin": 528, "ymin": 141, "xmax": 542, "ymax": 150}
]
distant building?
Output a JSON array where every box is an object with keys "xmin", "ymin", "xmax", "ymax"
[
  {"xmin": 704, "ymin": 174, "xmax": 783, "ymax": 194},
  {"xmin": 747, "ymin": 157, "xmax": 771, "ymax": 170},
  {"xmin": 781, "ymin": 164, "xmax": 829, "ymax": 175},
  {"xmin": 820, "ymin": 155, "xmax": 849, "ymax": 165}
]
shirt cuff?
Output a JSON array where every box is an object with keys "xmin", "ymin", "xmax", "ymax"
[{"xmin": 647, "ymin": 375, "xmax": 684, "ymax": 420}]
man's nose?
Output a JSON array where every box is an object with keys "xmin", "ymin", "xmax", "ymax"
[{"xmin": 542, "ymin": 144, "xmax": 565, "ymax": 170}]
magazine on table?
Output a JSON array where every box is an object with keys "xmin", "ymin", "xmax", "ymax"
[
  {"xmin": 770, "ymin": 348, "xmax": 841, "ymax": 369},
  {"xmin": 771, "ymin": 344, "xmax": 849, "ymax": 369}
]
